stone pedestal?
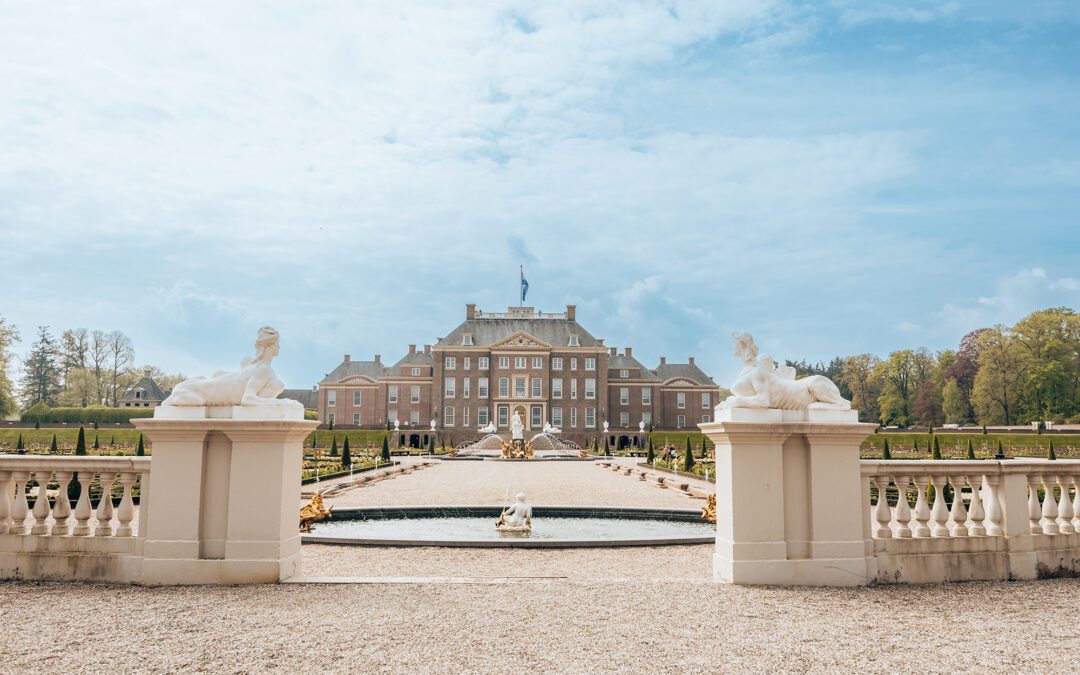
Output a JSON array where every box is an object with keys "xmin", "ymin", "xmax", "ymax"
[
  {"xmin": 132, "ymin": 416, "xmax": 318, "ymax": 584},
  {"xmin": 700, "ymin": 408, "xmax": 875, "ymax": 586}
]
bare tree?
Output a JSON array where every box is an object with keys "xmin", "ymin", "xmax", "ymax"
[
  {"xmin": 106, "ymin": 331, "xmax": 135, "ymax": 407},
  {"xmin": 0, "ymin": 315, "xmax": 19, "ymax": 416},
  {"xmin": 89, "ymin": 330, "xmax": 109, "ymax": 405},
  {"xmin": 60, "ymin": 328, "xmax": 92, "ymax": 406}
]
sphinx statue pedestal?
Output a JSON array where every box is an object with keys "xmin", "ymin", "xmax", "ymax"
[
  {"xmin": 700, "ymin": 407, "xmax": 874, "ymax": 586},
  {"xmin": 133, "ymin": 410, "xmax": 317, "ymax": 584}
]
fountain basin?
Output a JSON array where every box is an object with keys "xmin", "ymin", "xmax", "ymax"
[{"xmin": 301, "ymin": 506, "xmax": 714, "ymax": 548}]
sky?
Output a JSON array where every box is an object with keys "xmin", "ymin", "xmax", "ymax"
[{"xmin": 1, "ymin": 0, "xmax": 1079, "ymax": 389}]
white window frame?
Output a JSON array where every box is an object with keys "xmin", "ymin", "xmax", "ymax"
[
  {"xmin": 585, "ymin": 407, "xmax": 596, "ymax": 429},
  {"xmin": 353, "ymin": 390, "xmax": 361, "ymax": 406},
  {"xmin": 620, "ymin": 369, "xmax": 629, "ymax": 378},
  {"xmin": 570, "ymin": 358, "xmax": 578, "ymax": 371},
  {"xmin": 445, "ymin": 356, "xmax": 456, "ymax": 370},
  {"xmin": 552, "ymin": 357, "xmax": 563, "ymax": 370},
  {"xmin": 388, "ymin": 386, "xmax": 398, "ymax": 404},
  {"xmin": 411, "ymin": 385, "xmax": 420, "ymax": 404},
  {"xmin": 531, "ymin": 406, "xmax": 542, "ymax": 428},
  {"xmin": 585, "ymin": 378, "xmax": 596, "ymax": 400},
  {"xmin": 514, "ymin": 377, "xmax": 526, "ymax": 398},
  {"xmin": 479, "ymin": 357, "xmax": 490, "ymax": 370},
  {"xmin": 499, "ymin": 377, "xmax": 509, "ymax": 398},
  {"xmin": 478, "ymin": 406, "xmax": 489, "ymax": 425},
  {"xmin": 444, "ymin": 407, "xmax": 455, "ymax": 426},
  {"xmin": 570, "ymin": 380, "xmax": 578, "ymax": 399},
  {"xmin": 463, "ymin": 378, "xmax": 471, "ymax": 398},
  {"xmin": 463, "ymin": 356, "xmax": 471, "ymax": 370},
  {"xmin": 514, "ymin": 356, "xmax": 526, "ymax": 369},
  {"xmin": 498, "ymin": 405, "xmax": 509, "ymax": 427},
  {"xmin": 479, "ymin": 377, "xmax": 489, "ymax": 398},
  {"xmin": 552, "ymin": 407, "xmax": 563, "ymax": 427},
  {"xmin": 585, "ymin": 358, "xmax": 596, "ymax": 371},
  {"xmin": 531, "ymin": 377, "xmax": 542, "ymax": 397},
  {"xmin": 327, "ymin": 412, "xmax": 335, "ymax": 425},
  {"xmin": 570, "ymin": 408, "xmax": 578, "ymax": 428},
  {"xmin": 353, "ymin": 413, "xmax": 360, "ymax": 426},
  {"xmin": 620, "ymin": 412, "xmax": 629, "ymax": 428},
  {"xmin": 462, "ymin": 334, "xmax": 474, "ymax": 346},
  {"xmin": 642, "ymin": 411, "xmax": 651, "ymax": 426},
  {"xmin": 552, "ymin": 378, "xmax": 563, "ymax": 399},
  {"xmin": 532, "ymin": 356, "xmax": 542, "ymax": 369},
  {"xmin": 677, "ymin": 414, "xmax": 686, "ymax": 428},
  {"xmin": 568, "ymin": 335, "xmax": 579, "ymax": 347},
  {"xmin": 411, "ymin": 367, "xmax": 421, "ymax": 376},
  {"xmin": 677, "ymin": 392, "xmax": 686, "ymax": 409},
  {"xmin": 388, "ymin": 410, "xmax": 397, "ymax": 424},
  {"xmin": 702, "ymin": 414, "xmax": 711, "ymax": 424},
  {"xmin": 642, "ymin": 388, "xmax": 651, "ymax": 406},
  {"xmin": 463, "ymin": 405, "xmax": 470, "ymax": 427},
  {"xmin": 410, "ymin": 410, "xmax": 420, "ymax": 426},
  {"xmin": 619, "ymin": 387, "xmax": 629, "ymax": 405},
  {"xmin": 702, "ymin": 392, "xmax": 711, "ymax": 409},
  {"xmin": 499, "ymin": 356, "xmax": 509, "ymax": 369},
  {"xmin": 327, "ymin": 390, "xmax": 336, "ymax": 406},
  {"xmin": 444, "ymin": 377, "xmax": 456, "ymax": 398}
]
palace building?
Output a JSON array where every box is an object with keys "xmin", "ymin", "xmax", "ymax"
[{"xmin": 316, "ymin": 304, "xmax": 719, "ymax": 446}]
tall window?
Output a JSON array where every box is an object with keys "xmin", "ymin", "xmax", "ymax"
[
  {"xmin": 585, "ymin": 358, "xmax": 596, "ymax": 371},
  {"xmin": 570, "ymin": 358, "xmax": 578, "ymax": 371},
  {"xmin": 444, "ymin": 378, "xmax": 456, "ymax": 398},
  {"xmin": 463, "ymin": 378, "xmax": 471, "ymax": 398},
  {"xmin": 585, "ymin": 407, "xmax": 596, "ymax": 428},
  {"xmin": 552, "ymin": 407, "xmax": 563, "ymax": 426},
  {"xmin": 677, "ymin": 392, "xmax": 686, "ymax": 409},
  {"xmin": 499, "ymin": 356, "xmax": 509, "ymax": 369},
  {"xmin": 552, "ymin": 357, "xmax": 563, "ymax": 370},
  {"xmin": 463, "ymin": 356, "xmax": 471, "ymax": 370},
  {"xmin": 585, "ymin": 378, "xmax": 596, "ymax": 399},
  {"xmin": 620, "ymin": 412, "xmax": 629, "ymax": 427},
  {"xmin": 570, "ymin": 380, "xmax": 578, "ymax": 399},
  {"xmin": 327, "ymin": 390, "xmax": 336, "ymax": 406},
  {"xmin": 478, "ymin": 406, "xmax": 489, "ymax": 425},
  {"xmin": 619, "ymin": 387, "xmax": 629, "ymax": 405},
  {"xmin": 498, "ymin": 405, "xmax": 509, "ymax": 427},
  {"xmin": 531, "ymin": 378, "xmax": 542, "ymax": 397},
  {"xmin": 444, "ymin": 407, "xmax": 455, "ymax": 426},
  {"xmin": 327, "ymin": 412, "xmax": 335, "ymax": 425},
  {"xmin": 388, "ymin": 410, "xmax": 397, "ymax": 424},
  {"xmin": 677, "ymin": 414, "xmax": 685, "ymax": 428},
  {"xmin": 353, "ymin": 390, "xmax": 361, "ymax": 406},
  {"xmin": 569, "ymin": 335, "xmax": 579, "ymax": 347},
  {"xmin": 445, "ymin": 356, "xmax": 456, "ymax": 370},
  {"xmin": 514, "ymin": 356, "xmax": 526, "ymax": 369},
  {"xmin": 531, "ymin": 406, "xmax": 542, "ymax": 428},
  {"xmin": 499, "ymin": 377, "xmax": 509, "ymax": 397},
  {"xmin": 410, "ymin": 410, "xmax": 420, "ymax": 425},
  {"xmin": 642, "ymin": 388, "xmax": 651, "ymax": 405},
  {"xmin": 478, "ymin": 378, "xmax": 489, "ymax": 398},
  {"xmin": 514, "ymin": 377, "xmax": 526, "ymax": 397},
  {"xmin": 702, "ymin": 392, "xmax": 711, "ymax": 409},
  {"xmin": 570, "ymin": 408, "xmax": 578, "ymax": 428},
  {"xmin": 642, "ymin": 411, "xmax": 651, "ymax": 426},
  {"xmin": 479, "ymin": 357, "xmax": 490, "ymax": 370},
  {"xmin": 552, "ymin": 378, "xmax": 563, "ymax": 398},
  {"xmin": 388, "ymin": 386, "xmax": 398, "ymax": 404},
  {"xmin": 463, "ymin": 406, "xmax": 470, "ymax": 427},
  {"xmin": 353, "ymin": 413, "xmax": 361, "ymax": 426},
  {"xmin": 532, "ymin": 356, "xmax": 542, "ymax": 369},
  {"xmin": 411, "ymin": 385, "xmax": 420, "ymax": 403}
]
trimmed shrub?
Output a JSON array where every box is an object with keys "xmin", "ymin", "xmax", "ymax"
[
  {"xmin": 428, "ymin": 435, "xmax": 436, "ymax": 453},
  {"xmin": 966, "ymin": 438, "xmax": 976, "ymax": 460},
  {"xmin": 342, "ymin": 437, "xmax": 351, "ymax": 468},
  {"xmin": 136, "ymin": 434, "xmax": 145, "ymax": 456},
  {"xmin": 24, "ymin": 406, "xmax": 154, "ymax": 425},
  {"xmin": 16, "ymin": 433, "xmax": 24, "ymax": 450},
  {"xmin": 381, "ymin": 435, "xmax": 391, "ymax": 462},
  {"xmin": 932, "ymin": 435, "xmax": 941, "ymax": 460},
  {"xmin": 75, "ymin": 426, "xmax": 86, "ymax": 455},
  {"xmin": 996, "ymin": 439, "xmax": 1005, "ymax": 458},
  {"xmin": 330, "ymin": 437, "xmax": 338, "ymax": 457},
  {"xmin": 49, "ymin": 434, "xmax": 58, "ymax": 454},
  {"xmin": 684, "ymin": 441, "xmax": 695, "ymax": 471},
  {"xmin": 93, "ymin": 434, "xmax": 100, "ymax": 450},
  {"xmin": 1048, "ymin": 439, "xmax": 1056, "ymax": 461},
  {"xmin": 646, "ymin": 438, "xmax": 655, "ymax": 463},
  {"xmin": 882, "ymin": 438, "xmax": 891, "ymax": 460}
]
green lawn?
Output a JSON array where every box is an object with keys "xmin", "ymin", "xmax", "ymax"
[{"xmin": 863, "ymin": 432, "xmax": 1080, "ymax": 459}]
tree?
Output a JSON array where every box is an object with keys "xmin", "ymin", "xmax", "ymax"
[
  {"xmin": 874, "ymin": 350, "xmax": 925, "ymax": 426},
  {"xmin": 882, "ymin": 437, "xmax": 891, "ymax": 460},
  {"xmin": 684, "ymin": 437, "xmax": 695, "ymax": 471},
  {"xmin": 604, "ymin": 437, "xmax": 610, "ymax": 456},
  {"xmin": 136, "ymin": 434, "xmax": 145, "ymax": 456},
  {"xmin": 840, "ymin": 354, "xmax": 881, "ymax": 423},
  {"xmin": 60, "ymin": 328, "xmax": 92, "ymax": 406},
  {"xmin": 913, "ymin": 438, "xmax": 919, "ymax": 453},
  {"xmin": 646, "ymin": 437, "xmax": 655, "ymax": 463},
  {"xmin": 381, "ymin": 435, "xmax": 391, "ymax": 462},
  {"xmin": 1048, "ymin": 439, "xmax": 1056, "ymax": 461},
  {"xmin": 912, "ymin": 379, "xmax": 944, "ymax": 427},
  {"xmin": 105, "ymin": 331, "xmax": 136, "ymax": 407},
  {"xmin": 0, "ymin": 315, "xmax": 19, "ymax": 417},
  {"xmin": 75, "ymin": 426, "xmax": 86, "ymax": 455},
  {"xmin": 93, "ymin": 434, "xmax": 100, "ymax": 450},
  {"xmin": 89, "ymin": 330, "xmax": 109, "ymax": 404},
  {"xmin": 428, "ymin": 435, "xmax": 436, "ymax": 453},
  {"xmin": 966, "ymin": 438, "xmax": 975, "ymax": 460},
  {"xmin": 311, "ymin": 432, "xmax": 318, "ymax": 450},
  {"xmin": 932, "ymin": 435, "xmax": 941, "ymax": 460},
  {"xmin": 330, "ymin": 437, "xmax": 338, "ymax": 457},
  {"xmin": 19, "ymin": 326, "xmax": 62, "ymax": 409},
  {"xmin": 945, "ymin": 329, "xmax": 988, "ymax": 423},
  {"xmin": 996, "ymin": 439, "xmax": 1005, "ymax": 459},
  {"xmin": 972, "ymin": 326, "xmax": 1027, "ymax": 425},
  {"xmin": 942, "ymin": 379, "xmax": 967, "ymax": 424},
  {"xmin": 342, "ymin": 436, "xmax": 351, "ymax": 468},
  {"xmin": 16, "ymin": 433, "xmax": 24, "ymax": 451},
  {"xmin": 49, "ymin": 434, "xmax": 58, "ymax": 454}
]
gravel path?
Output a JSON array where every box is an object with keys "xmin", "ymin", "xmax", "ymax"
[{"xmin": 2, "ymin": 578, "xmax": 1077, "ymax": 673}]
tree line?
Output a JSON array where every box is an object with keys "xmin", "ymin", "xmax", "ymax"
[{"xmin": 787, "ymin": 307, "xmax": 1080, "ymax": 427}]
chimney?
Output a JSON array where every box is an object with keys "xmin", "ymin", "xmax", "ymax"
[
  {"xmin": 343, "ymin": 354, "xmax": 351, "ymax": 363},
  {"xmin": 423, "ymin": 344, "xmax": 431, "ymax": 354},
  {"xmin": 374, "ymin": 354, "xmax": 381, "ymax": 364},
  {"xmin": 144, "ymin": 367, "xmax": 152, "ymax": 377},
  {"xmin": 466, "ymin": 303, "xmax": 476, "ymax": 319},
  {"xmin": 312, "ymin": 385, "xmax": 318, "ymax": 392},
  {"xmin": 609, "ymin": 347, "xmax": 617, "ymax": 356},
  {"xmin": 408, "ymin": 344, "xmax": 416, "ymax": 354},
  {"xmin": 566, "ymin": 304, "xmax": 576, "ymax": 320},
  {"xmin": 660, "ymin": 356, "xmax": 667, "ymax": 365},
  {"xmin": 689, "ymin": 356, "xmax": 696, "ymax": 366},
  {"xmin": 625, "ymin": 347, "xmax": 633, "ymax": 358}
]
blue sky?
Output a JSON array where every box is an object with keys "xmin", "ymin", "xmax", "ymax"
[{"xmin": 1, "ymin": 0, "xmax": 1078, "ymax": 389}]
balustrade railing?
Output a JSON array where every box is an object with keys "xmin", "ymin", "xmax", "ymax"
[
  {"xmin": 0, "ymin": 456, "xmax": 151, "ymax": 539},
  {"xmin": 862, "ymin": 459, "xmax": 1080, "ymax": 541}
]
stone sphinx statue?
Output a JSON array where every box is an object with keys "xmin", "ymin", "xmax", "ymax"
[
  {"xmin": 720, "ymin": 332, "xmax": 851, "ymax": 411},
  {"xmin": 495, "ymin": 492, "xmax": 532, "ymax": 531},
  {"xmin": 159, "ymin": 326, "xmax": 303, "ymax": 420}
]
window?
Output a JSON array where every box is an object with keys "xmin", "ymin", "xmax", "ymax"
[
  {"xmin": 499, "ymin": 377, "xmax": 509, "ymax": 397},
  {"xmin": 677, "ymin": 392, "xmax": 686, "ymax": 409},
  {"xmin": 479, "ymin": 378, "xmax": 489, "ymax": 398},
  {"xmin": 552, "ymin": 378, "xmax": 563, "ymax": 398},
  {"xmin": 498, "ymin": 405, "xmax": 509, "ymax": 427},
  {"xmin": 444, "ymin": 377, "xmax": 456, "ymax": 397},
  {"xmin": 444, "ymin": 406, "xmax": 455, "ymax": 426},
  {"xmin": 620, "ymin": 412, "xmax": 629, "ymax": 427},
  {"xmin": 677, "ymin": 414, "xmax": 686, "ymax": 428},
  {"xmin": 570, "ymin": 358, "xmax": 578, "ymax": 371},
  {"xmin": 134, "ymin": 390, "xmax": 141, "ymax": 399},
  {"xmin": 462, "ymin": 334, "xmax": 474, "ymax": 346},
  {"xmin": 499, "ymin": 356, "xmax": 509, "ymax": 369},
  {"xmin": 479, "ymin": 357, "xmax": 490, "ymax": 370},
  {"xmin": 353, "ymin": 390, "xmax": 362, "ymax": 406},
  {"xmin": 327, "ymin": 412, "xmax": 335, "ymax": 425},
  {"xmin": 702, "ymin": 414, "xmax": 711, "ymax": 424},
  {"xmin": 642, "ymin": 388, "xmax": 651, "ymax": 405},
  {"xmin": 388, "ymin": 386, "xmax": 398, "ymax": 404},
  {"xmin": 642, "ymin": 411, "xmax": 651, "ymax": 426},
  {"xmin": 619, "ymin": 387, "xmax": 629, "ymax": 405},
  {"xmin": 570, "ymin": 380, "xmax": 578, "ymax": 399},
  {"xmin": 585, "ymin": 407, "xmax": 596, "ymax": 428},
  {"xmin": 388, "ymin": 410, "xmax": 397, "ymax": 424},
  {"xmin": 620, "ymin": 369, "xmax": 629, "ymax": 378},
  {"xmin": 463, "ymin": 378, "xmax": 471, "ymax": 398},
  {"xmin": 531, "ymin": 378, "xmax": 542, "ymax": 397},
  {"xmin": 585, "ymin": 358, "xmax": 596, "ymax": 371},
  {"xmin": 532, "ymin": 356, "xmax": 542, "ymax": 369},
  {"xmin": 463, "ymin": 356, "xmax": 471, "ymax": 370},
  {"xmin": 327, "ymin": 390, "xmax": 336, "ymax": 406},
  {"xmin": 552, "ymin": 407, "xmax": 563, "ymax": 427},
  {"xmin": 702, "ymin": 392, "xmax": 711, "ymax": 409},
  {"xmin": 569, "ymin": 335, "xmax": 580, "ymax": 347},
  {"xmin": 514, "ymin": 377, "xmax": 526, "ymax": 397},
  {"xmin": 411, "ymin": 367, "xmax": 421, "ymax": 376},
  {"xmin": 445, "ymin": 356, "xmax": 456, "ymax": 369},
  {"xmin": 411, "ymin": 385, "xmax": 420, "ymax": 404},
  {"xmin": 552, "ymin": 357, "xmax": 563, "ymax": 370},
  {"xmin": 531, "ymin": 406, "xmax": 542, "ymax": 428},
  {"xmin": 478, "ymin": 406, "xmax": 489, "ymax": 425},
  {"xmin": 410, "ymin": 410, "xmax": 420, "ymax": 425},
  {"xmin": 514, "ymin": 356, "xmax": 526, "ymax": 369},
  {"xmin": 570, "ymin": 408, "xmax": 578, "ymax": 428},
  {"xmin": 353, "ymin": 413, "xmax": 361, "ymax": 426},
  {"xmin": 463, "ymin": 406, "xmax": 470, "ymax": 427},
  {"xmin": 585, "ymin": 378, "xmax": 596, "ymax": 399}
]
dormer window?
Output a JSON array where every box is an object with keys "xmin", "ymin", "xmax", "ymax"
[
  {"xmin": 568, "ymin": 335, "xmax": 580, "ymax": 347},
  {"xmin": 620, "ymin": 369, "xmax": 629, "ymax": 378},
  {"xmin": 463, "ymin": 333, "xmax": 474, "ymax": 346}
]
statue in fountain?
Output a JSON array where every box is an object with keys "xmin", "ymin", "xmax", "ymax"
[
  {"xmin": 477, "ymin": 422, "xmax": 497, "ymax": 434},
  {"xmin": 495, "ymin": 493, "xmax": 532, "ymax": 531},
  {"xmin": 720, "ymin": 332, "xmax": 851, "ymax": 411},
  {"xmin": 160, "ymin": 326, "xmax": 302, "ymax": 418},
  {"xmin": 511, "ymin": 411, "xmax": 524, "ymax": 440},
  {"xmin": 299, "ymin": 492, "xmax": 333, "ymax": 532},
  {"xmin": 542, "ymin": 421, "xmax": 561, "ymax": 435}
]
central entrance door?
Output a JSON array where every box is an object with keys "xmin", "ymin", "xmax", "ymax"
[{"xmin": 513, "ymin": 405, "xmax": 528, "ymax": 430}]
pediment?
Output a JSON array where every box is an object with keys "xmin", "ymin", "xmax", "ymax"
[
  {"xmin": 490, "ymin": 331, "xmax": 552, "ymax": 351},
  {"xmin": 663, "ymin": 378, "xmax": 699, "ymax": 387},
  {"xmin": 340, "ymin": 375, "xmax": 377, "ymax": 384}
]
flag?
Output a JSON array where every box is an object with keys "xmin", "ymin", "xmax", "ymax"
[{"xmin": 520, "ymin": 266, "xmax": 529, "ymax": 303}]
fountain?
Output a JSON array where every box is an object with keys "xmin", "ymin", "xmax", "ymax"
[
  {"xmin": 455, "ymin": 415, "xmax": 585, "ymax": 459},
  {"xmin": 494, "ymin": 493, "xmax": 532, "ymax": 531}
]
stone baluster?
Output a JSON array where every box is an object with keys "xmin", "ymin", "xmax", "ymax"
[
  {"xmin": 984, "ymin": 474, "xmax": 1004, "ymax": 536},
  {"xmin": 72, "ymin": 472, "xmax": 94, "ymax": 536},
  {"xmin": 30, "ymin": 470, "xmax": 54, "ymax": 535},
  {"xmin": 873, "ymin": 474, "xmax": 892, "ymax": 538},
  {"xmin": 10, "ymin": 471, "xmax": 31, "ymax": 535},
  {"xmin": 891, "ymin": 475, "xmax": 912, "ymax": 538},
  {"xmin": 912, "ymin": 475, "xmax": 932, "ymax": 537},
  {"xmin": 1072, "ymin": 474, "xmax": 1080, "ymax": 532},
  {"xmin": 1057, "ymin": 475, "xmax": 1075, "ymax": 535},
  {"xmin": 115, "ymin": 472, "xmax": 137, "ymax": 537},
  {"xmin": 0, "ymin": 470, "xmax": 11, "ymax": 535},
  {"xmin": 94, "ymin": 472, "xmax": 117, "ymax": 537},
  {"xmin": 51, "ymin": 471, "xmax": 73, "ymax": 536},
  {"xmin": 947, "ymin": 475, "xmax": 969, "ymax": 537},
  {"xmin": 1040, "ymin": 475, "xmax": 1059, "ymax": 535},
  {"xmin": 1028, "ymin": 476, "xmax": 1043, "ymax": 535},
  {"xmin": 965, "ymin": 475, "xmax": 986, "ymax": 536},
  {"xmin": 930, "ymin": 475, "xmax": 951, "ymax": 537}
]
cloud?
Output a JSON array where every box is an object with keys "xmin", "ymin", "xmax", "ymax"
[{"xmin": 506, "ymin": 235, "xmax": 538, "ymax": 264}]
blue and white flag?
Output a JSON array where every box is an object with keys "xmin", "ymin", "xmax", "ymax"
[{"xmin": 520, "ymin": 266, "xmax": 529, "ymax": 304}]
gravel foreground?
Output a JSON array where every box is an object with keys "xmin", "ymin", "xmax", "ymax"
[{"xmin": 2, "ymin": 577, "xmax": 1078, "ymax": 673}]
